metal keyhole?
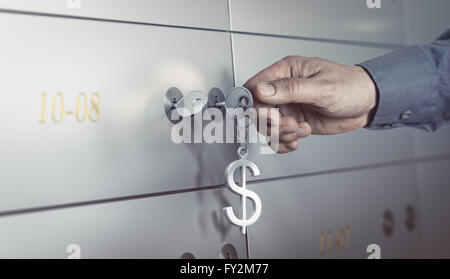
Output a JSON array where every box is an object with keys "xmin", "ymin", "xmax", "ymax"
[
  {"xmin": 164, "ymin": 87, "xmax": 184, "ymax": 124},
  {"xmin": 405, "ymin": 205, "xmax": 416, "ymax": 232},
  {"xmin": 382, "ymin": 209, "xmax": 395, "ymax": 237},
  {"xmin": 193, "ymin": 98, "xmax": 203, "ymax": 107},
  {"xmin": 220, "ymin": 243, "xmax": 238, "ymax": 259},
  {"xmin": 240, "ymin": 96, "xmax": 249, "ymax": 108},
  {"xmin": 180, "ymin": 252, "xmax": 196, "ymax": 259}
]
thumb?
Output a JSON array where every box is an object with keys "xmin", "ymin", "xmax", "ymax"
[{"xmin": 255, "ymin": 78, "xmax": 318, "ymax": 105}]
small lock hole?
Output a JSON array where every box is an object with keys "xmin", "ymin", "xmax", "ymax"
[
  {"xmin": 239, "ymin": 96, "xmax": 249, "ymax": 108},
  {"xmin": 192, "ymin": 98, "xmax": 203, "ymax": 107}
]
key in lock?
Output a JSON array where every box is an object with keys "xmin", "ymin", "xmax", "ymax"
[{"xmin": 164, "ymin": 86, "xmax": 254, "ymax": 124}]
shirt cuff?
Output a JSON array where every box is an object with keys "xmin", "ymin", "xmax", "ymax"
[{"xmin": 358, "ymin": 45, "xmax": 441, "ymax": 131}]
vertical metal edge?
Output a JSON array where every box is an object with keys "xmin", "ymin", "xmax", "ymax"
[
  {"xmin": 227, "ymin": 0, "xmax": 248, "ymax": 259},
  {"xmin": 227, "ymin": 0, "xmax": 237, "ymax": 87}
]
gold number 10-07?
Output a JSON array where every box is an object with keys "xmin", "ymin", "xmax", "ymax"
[{"xmin": 39, "ymin": 92, "xmax": 100, "ymax": 123}]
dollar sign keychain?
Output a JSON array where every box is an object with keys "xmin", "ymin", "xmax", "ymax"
[
  {"xmin": 223, "ymin": 144, "xmax": 262, "ymax": 234},
  {"xmin": 222, "ymin": 87, "xmax": 262, "ymax": 235}
]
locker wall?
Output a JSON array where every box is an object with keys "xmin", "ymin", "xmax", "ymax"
[
  {"xmin": 247, "ymin": 164, "xmax": 421, "ymax": 258},
  {"xmin": 0, "ymin": 0, "xmax": 449, "ymax": 258},
  {"xmin": 0, "ymin": 188, "xmax": 246, "ymax": 258},
  {"xmin": 0, "ymin": 13, "xmax": 236, "ymax": 211},
  {"xmin": 0, "ymin": 0, "xmax": 230, "ymax": 29},
  {"xmin": 416, "ymin": 160, "xmax": 450, "ymax": 258},
  {"xmin": 229, "ymin": 0, "xmax": 405, "ymax": 45}
]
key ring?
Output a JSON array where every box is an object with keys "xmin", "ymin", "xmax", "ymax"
[{"xmin": 237, "ymin": 145, "xmax": 248, "ymax": 159}]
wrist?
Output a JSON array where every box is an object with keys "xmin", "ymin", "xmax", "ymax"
[{"xmin": 356, "ymin": 65, "xmax": 379, "ymax": 127}]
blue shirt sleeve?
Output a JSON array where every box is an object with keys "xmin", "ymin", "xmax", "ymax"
[{"xmin": 358, "ymin": 29, "xmax": 450, "ymax": 131}]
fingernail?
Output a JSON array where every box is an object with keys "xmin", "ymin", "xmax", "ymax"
[
  {"xmin": 296, "ymin": 128, "xmax": 308, "ymax": 138},
  {"xmin": 258, "ymin": 82, "xmax": 275, "ymax": 97}
]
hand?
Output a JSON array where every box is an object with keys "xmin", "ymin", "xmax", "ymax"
[{"xmin": 244, "ymin": 56, "xmax": 378, "ymax": 154}]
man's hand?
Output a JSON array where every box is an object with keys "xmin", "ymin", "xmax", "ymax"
[{"xmin": 244, "ymin": 55, "xmax": 378, "ymax": 154}]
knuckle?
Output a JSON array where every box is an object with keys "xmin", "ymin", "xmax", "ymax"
[
  {"xmin": 303, "ymin": 57, "xmax": 320, "ymax": 66},
  {"xmin": 271, "ymin": 59, "xmax": 291, "ymax": 77},
  {"xmin": 282, "ymin": 55, "xmax": 300, "ymax": 62},
  {"xmin": 299, "ymin": 57, "xmax": 323, "ymax": 77},
  {"xmin": 306, "ymin": 57, "xmax": 320, "ymax": 63}
]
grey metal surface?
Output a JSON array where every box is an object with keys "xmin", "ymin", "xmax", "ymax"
[
  {"xmin": 404, "ymin": 0, "xmax": 450, "ymax": 44},
  {"xmin": 0, "ymin": 187, "xmax": 246, "ymax": 258},
  {"xmin": 416, "ymin": 160, "xmax": 450, "ymax": 258},
  {"xmin": 0, "ymin": 13, "xmax": 237, "ymax": 212},
  {"xmin": 247, "ymin": 164, "xmax": 421, "ymax": 258},
  {"xmin": 0, "ymin": 0, "xmax": 230, "ymax": 30},
  {"xmin": 229, "ymin": 0, "xmax": 405, "ymax": 45},
  {"xmin": 232, "ymin": 33, "xmax": 415, "ymax": 181},
  {"xmin": 413, "ymin": 126, "xmax": 450, "ymax": 158}
]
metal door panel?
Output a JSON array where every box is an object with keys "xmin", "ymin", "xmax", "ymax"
[
  {"xmin": 0, "ymin": 188, "xmax": 246, "ymax": 258},
  {"xmin": 404, "ymin": 0, "xmax": 450, "ymax": 44},
  {"xmin": 413, "ymin": 126, "xmax": 450, "ymax": 158},
  {"xmin": 230, "ymin": 0, "xmax": 404, "ymax": 45},
  {"xmin": 0, "ymin": 13, "xmax": 236, "ymax": 212},
  {"xmin": 247, "ymin": 164, "xmax": 421, "ymax": 258},
  {"xmin": 0, "ymin": 0, "xmax": 229, "ymax": 30},
  {"xmin": 416, "ymin": 160, "xmax": 450, "ymax": 258}
]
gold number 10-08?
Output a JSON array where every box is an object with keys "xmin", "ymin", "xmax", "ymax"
[{"xmin": 39, "ymin": 92, "xmax": 100, "ymax": 123}]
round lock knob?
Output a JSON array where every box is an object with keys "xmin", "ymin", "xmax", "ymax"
[{"xmin": 225, "ymin": 87, "xmax": 253, "ymax": 109}]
